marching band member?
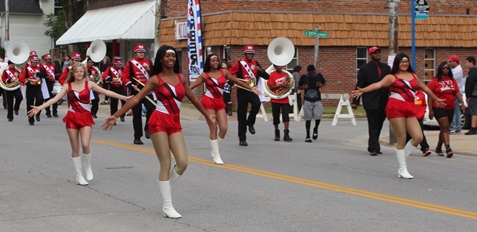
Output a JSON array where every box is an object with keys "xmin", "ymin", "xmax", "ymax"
[
  {"xmin": 27, "ymin": 62, "xmax": 130, "ymax": 186},
  {"xmin": 189, "ymin": 54, "xmax": 260, "ymax": 164},
  {"xmin": 102, "ymin": 56, "xmax": 126, "ymax": 123},
  {"xmin": 352, "ymin": 53, "xmax": 445, "ymax": 179},
  {"xmin": 86, "ymin": 58, "xmax": 100, "ymax": 118},
  {"xmin": 228, "ymin": 45, "xmax": 269, "ymax": 146},
  {"xmin": 59, "ymin": 52, "xmax": 82, "ymax": 85},
  {"xmin": 2, "ymin": 60, "xmax": 23, "ymax": 121},
  {"xmin": 267, "ymin": 64, "xmax": 293, "ymax": 142},
  {"xmin": 103, "ymin": 45, "xmax": 216, "ymax": 219},
  {"xmin": 121, "ymin": 44, "xmax": 155, "ymax": 145},
  {"xmin": 19, "ymin": 55, "xmax": 46, "ymax": 125},
  {"xmin": 42, "ymin": 54, "xmax": 61, "ymax": 118}
]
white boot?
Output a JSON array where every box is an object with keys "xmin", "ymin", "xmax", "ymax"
[
  {"xmin": 210, "ymin": 139, "xmax": 224, "ymax": 165},
  {"xmin": 404, "ymin": 140, "xmax": 417, "ymax": 157},
  {"xmin": 396, "ymin": 149, "xmax": 413, "ymax": 179},
  {"xmin": 81, "ymin": 151, "xmax": 93, "ymax": 181},
  {"xmin": 158, "ymin": 180, "xmax": 181, "ymax": 219},
  {"xmin": 217, "ymin": 137, "xmax": 224, "ymax": 144},
  {"xmin": 72, "ymin": 157, "xmax": 88, "ymax": 185},
  {"xmin": 170, "ymin": 167, "xmax": 181, "ymax": 187}
]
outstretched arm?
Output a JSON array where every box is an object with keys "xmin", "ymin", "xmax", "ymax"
[
  {"xmin": 28, "ymin": 84, "xmax": 68, "ymax": 117},
  {"xmin": 189, "ymin": 73, "xmax": 205, "ymax": 90},
  {"xmin": 416, "ymin": 77, "xmax": 445, "ymax": 108},
  {"xmin": 183, "ymin": 75, "xmax": 216, "ymax": 125},
  {"xmin": 351, "ymin": 74, "xmax": 393, "ymax": 98}
]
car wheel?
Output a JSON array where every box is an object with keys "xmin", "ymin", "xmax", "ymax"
[{"xmin": 462, "ymin": 111, "xmax": 471, "ymax": 129}]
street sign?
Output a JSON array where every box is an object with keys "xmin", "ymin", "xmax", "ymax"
[
  {"xmin": 415, "ymin": 0, "xmax": 429, "ymax": 20},
  {"xmin": 304, "ymin": 30, "xmax": 329, "ymax": 38}
]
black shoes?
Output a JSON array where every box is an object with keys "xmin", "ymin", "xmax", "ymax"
[
  {"xmin": 29, "ymin": 122, "xmax": 34, "ymax": 126},
  {"xmin": 312, "ymin": 128, "xmax": 318, "ymax": 140},
  {"xmin": 370, "ymin": 151, "xmax": 378, "ymax": 156},
  {"xmin": 145, "ymin": 129, "xmax": 150, "ymax": 139},
  {"xmin": 35, "ymin": 115, "xmax": 40, "ymax": 122},
  {"xmin": 283, "ymin": 129, "xmax": 292, "ymax": 142},
  {"xmin": 8, "ymin": 118, "xmax": 13, "ymax": 122},
  {"xmin": 305, "ymin": 137, "xmax": 312, "ymax": 143},
  {"xmin": 53, "ymin": 113, "xmax": 59, "ymax": 117},
  {"xmin": 465, "ymin": 128, "xmax": 477, "ymax": 135},
  {"xmin": 100, "ymin": 100, "xmax": 109, "ymax": 105},
  {"xmin": 274, "ymin": 130, "xmax": 280, "ymax": 141},
  {"xmin": 120, "ymin": 116, "xmax": 125, "ymax": 122},
  {"xmin": 14, "ymin": 110, "xmax": 18, "ymax": 115},
  {"xmin": 134, "ymin": 139, "xmax": 144, "ymax": 145},
  {"xmin": 46, "ymin": 113, "xmax": 52, "ymax": 118},
  {"xmin": 239, "ymin": 140, "xmax": 248, "ymax": 146},
  {"xmin": 92, "ymin": 115, "xmax": 98, "ymax": 119},
  {"xmin": 248, "ymin": 124, "xmax": 256, "ymax": 135}
]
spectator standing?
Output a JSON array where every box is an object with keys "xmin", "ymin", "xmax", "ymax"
[{"xmin": 448, "ymin": 55, "xmax": 464, "ymax": 134}]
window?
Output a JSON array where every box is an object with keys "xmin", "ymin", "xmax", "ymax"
[
  {"xmin": 286, "ymin": 47, "xmax": 298, "ymax": 72},
  {"xmin": 356, "ymin": 47, "xmax": 368, "ymax": 72},
  {"xmin": 223, "ymin": 46, "xmax": 231, "ymax": 62},
  {"xmin": 424, "ymin": 49, "xmax": 435, "ymax": 81}
]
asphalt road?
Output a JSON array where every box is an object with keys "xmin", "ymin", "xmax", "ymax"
[{"xmin": 1, "ymin": 107, "xmax": 477, "ymax": 232}]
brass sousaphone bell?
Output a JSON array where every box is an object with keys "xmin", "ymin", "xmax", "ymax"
[
  {"xmin": 263, "ymin": 37, "xmax": 295, "ymax": 99},
  {"xmin": 0, "ymin": 41, "xmax": 30, "ymax": 91}
]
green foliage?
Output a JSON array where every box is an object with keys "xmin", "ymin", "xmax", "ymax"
[{"xmin": 43, "ymin": 12, "xmax": 67, "ymax": 41}]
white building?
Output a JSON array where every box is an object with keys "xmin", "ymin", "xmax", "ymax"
[{"xmin": 0, "ymin": 0, "xmax": 55, "ymax": 60}]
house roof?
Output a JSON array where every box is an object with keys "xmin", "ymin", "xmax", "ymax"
[
  {"xmin": 0, "ymin": 0, "xmax": 43, "ymax": 14},
  {"xmin": 159, "ymin": 12, "xmax": 477, "ymax": 48}
]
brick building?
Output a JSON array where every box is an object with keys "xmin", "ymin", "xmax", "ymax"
[{"xmin": 158, "ymin": 0, "xmax": 477, "ymax": 106}]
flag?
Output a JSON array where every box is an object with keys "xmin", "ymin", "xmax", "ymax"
[{"xmin": 187, "ymin": 0, "xmax": 203, "ymax": 81}]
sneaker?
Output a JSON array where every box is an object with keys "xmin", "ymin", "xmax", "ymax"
[
  {"xmin": 422, "ymin": 149, "xmax": 431, "ymax": 157},
  {"xmin": 305, "ymin": 137, "xmax": 312, "ymax": 143},
  {"xmin": 100, "ymin": 100, "xmax": 109, "ymax": 105},
  {"xmin": 465, "ymin": 128, "xmax": 477, "ymax": 135},
  {"xmin": 435, "ymin": 147, "xmax": 444, "ymax": 156},
  {"xmin": 446, "ymin": 148, "xmax": 454, "ymax": 158},
  {"xmin": 312, "ymin": 128, "xmax": 318, "ymax": 140}
]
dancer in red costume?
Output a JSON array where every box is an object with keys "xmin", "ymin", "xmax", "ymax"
[
  {"xmin": 102, "ymin": 45, "xmax": 216, "ymax": 219},
  {"xmin": 352, "ymin": 53, "xmax": 445, "ymax": 179},
  {"xmin": 189, "ymin": 54, "xmax": 260, "ymax": 164},
  {"xmin": 28, "ymin": 63, "xmax": 130, "ymax": 186}
]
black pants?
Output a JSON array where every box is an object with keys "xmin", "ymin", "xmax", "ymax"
[
  {"xmin": 6, "ymin": 89, "xmax": 22, "ymax": 120},
  {"xmin": 237, "ymin": 88, "xmax": 261, "ymax": 141},
  {"xmin": 296, "ymin": 93, "xmax": 302, "ymax": 112},
  {"xmin": 132, "ymin": 92, "xmax": 155, "ymax": 140},
  {"xmin": 26, "ymin": 85, "xmax": 44, "ymax": 123},
  {"xmin": 91, "ymin": 91, "xmax": 99, "ymax": 116},
  {"xmin": 44, "ymin": 81, "xmax": 57, "ymax": 115},
  {"xmin": 271, "ymin": 102, "xmax": 290, "ymax": 125},
  {"xmin": 110, "ymin": 85, "xmax": 126, "ymax": 118},
  {"xmin": 365, "ymin": 108, "xmax": 386, "ymax": 153}
]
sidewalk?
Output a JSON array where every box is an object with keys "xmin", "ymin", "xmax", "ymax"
[{"xmin": 91, "ymin": 95, "xmax": 476, "ymax": 157}]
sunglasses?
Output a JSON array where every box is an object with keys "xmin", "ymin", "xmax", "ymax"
[{"xmin": 442, "ymin": 67, "xmax": 450, "ymax": 70}]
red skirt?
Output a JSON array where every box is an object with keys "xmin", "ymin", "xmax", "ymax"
[
  {"xmin": 148, "ymin": 110, "xmax": 182, "ymax": 135},
  {"xmin": 386, "ymin": 98, "xmax": 418, "ymax": 119},
  {"xmin": 62, "ymin": 111, "xmax": 95, "ymax": 129},
  {"xmin": 201, "ymin": 95, "xmax": 226, "ymax": 111}
]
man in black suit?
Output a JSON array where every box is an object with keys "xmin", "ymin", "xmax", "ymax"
[{"xmin": 352, "ymin": 47, "xmax": 391, "ymax": 156}]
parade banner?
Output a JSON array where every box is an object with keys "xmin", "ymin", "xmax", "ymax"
[{"xmin": 187, "ymin": 0, "xmax": 203, "ymax": 81}]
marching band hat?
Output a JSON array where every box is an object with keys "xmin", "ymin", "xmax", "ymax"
[
  {"xmin": 448, "ymin": 55, "xmax": 459, "ymax": 62},
  {"xmin": 43, "ymin": 54, "xmax": 52, "ymax": 60},
  {"xmin": 113, "ymin": 56, "xmax": 122, "ymax": 65},
  {"xmin": 71, "ymin": 52, "xmax": 82, "ymax": 61},
  {"xmin": 30, "ymin": 51, "xmax": 37, "ymax": 57},
  {"xmin": 8, "ymin": 60, "xmax": 14, "ymax": 65},
  {"xmin": 243, "ymin": 45, "xmax": 255, "ymax": 54},
  {"xmin": 134, "ymin": 44, "xmax": 146, "ymax": 53},
  {"xmin": 30, "ymin": 55, "xmax": 40, "ymax": 62},
  {"xmin": 368, "ymin": 47, "xmax": 381, "ymax": 55}
]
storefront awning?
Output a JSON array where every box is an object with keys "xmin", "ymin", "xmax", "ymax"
[{"xmin": 56, "ymin": 1, "xmax": 156, "ymax": 45}]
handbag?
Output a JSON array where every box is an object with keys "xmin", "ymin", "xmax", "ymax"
[{"xmin": 52, "ymin": 82, "xmax": 62, "ymax": 94}]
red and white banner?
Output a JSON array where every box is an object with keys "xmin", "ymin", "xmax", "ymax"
[{"xmin": 187, "ymin": 0, "xmax": 203, "ymax": 80}]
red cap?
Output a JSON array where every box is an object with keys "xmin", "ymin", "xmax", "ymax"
[
  {"xmin": 243, "ymin": 45, "xmax": 255, "ymax": 54},
  {"xmin": 43, "ymin": 54, "xmax": 52, "ymax": 60},
  {"xmin": 30, "ymin": 55, "xmax": 39, "ymax": 62},
  {"xmin": 368, "ymin": 47, "xmax": 381, "ymax": 55},
  {"xmin": 30, "ymin": 51, "xmax": 37, "ymax": 57},
  {"xmin": 113, "ymin": 56, "xmax": 122, "ymax": 65},
  {"xmin": 71, "ymin": 52, "xmax": 81, "ymax": 60},
  {"xmin": 134, "ymin": 44, "xmax": 146, "ymax": 53},
  {"xmin": 448, "ymin": 55, "xmax": 459, "ymax": 62}
]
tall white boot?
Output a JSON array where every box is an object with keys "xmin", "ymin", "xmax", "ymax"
[
  {"xmin": 158, "ymin": 180, "xmax": 181, "ymax": 219},
  {"xmin": 81, "ymin": 151, "xmax": 93, "ymax": 181},
  {"xmin": 217, "ymin": 137, "xmax": 224, "ymax": 144},
  {"xmin": 170, "ymin": 167, "xmax": 181, "ymax": 187},
  {"xmin": 404, "ymin": 140, "xmax": 417, "ymax": 157},
  {"xmin": 210, "ymin": 139, "xmax": 224, "ymax": 165},
  {"xmin": 396, "ymin": 149, "xmax": 413, "ymax": 179},
  {"xmin": 72, "ymin": 157, "xmax": 88, "ymax": 185}
]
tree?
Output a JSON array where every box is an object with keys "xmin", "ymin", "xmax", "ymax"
[{"xmin": 43, "ymin": 11, "xmax": 67, "ymax": 41}]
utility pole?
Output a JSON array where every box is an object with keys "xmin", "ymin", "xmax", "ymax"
[
  {"xmin": 154, "ymin": 0, "xmax": 162, "ymax": 59},
  {"xmin": 4, "ymin": 0, "xmax": 9, "ymax": 48},
  {"xmin": 388, "ymin": 0, "xmax": 400, "ymax": 145}
]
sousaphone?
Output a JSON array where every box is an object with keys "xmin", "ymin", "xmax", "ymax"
[
  {"xmin": 1, "ymin": 41, "xmax": 30, "ymax": 91},
  {"xmin": 82, "ymin": 40, "xmax": 106, "ymax": 84},
  {"xmin": 262, "ymin": 37, "xmax": 295, "ymax": 99}
]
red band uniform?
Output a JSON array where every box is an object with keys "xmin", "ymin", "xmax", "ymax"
[
  {"xmin": 19, "ymin": 55, "xmax": 47, "ymax": 125},
  {"xmin": 63, "ymin": 81, "xmax": 95, "ymax": 129},
  {"xmin": 2, "ymin": 62, "xmax": 23, "ymax": 121},
  {"xmin": 201, "ymin": 70, "xmax": 227, "ymax": 111},
  {"xmin": 102, "ymin": 57, "xmax": 126, "ymax": 121},
  {"xmin": 43, "ymin": 54, "xmax": 61, "ymax": 117}
]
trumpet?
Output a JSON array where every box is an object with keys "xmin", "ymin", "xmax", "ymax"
[
  {"xmin": 236, "ymin": 77, "xmax": 256, "ymax": 92},
  {"xmin": 131, "ymin": 77, "xmax": 157, "ymax": 106}
]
